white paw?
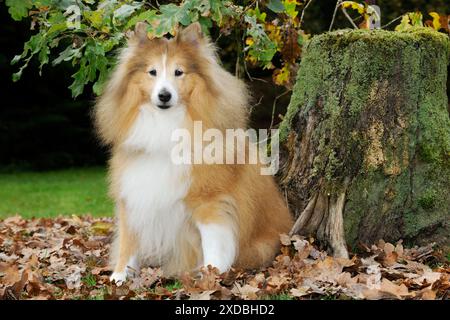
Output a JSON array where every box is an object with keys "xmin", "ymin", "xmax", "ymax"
[
  {"xmin": 110, "ymin": 271, "xmax": 127, "ymax": 286},
  {"xmin": 203, "ymin": 262, "xmax": 230, "ymax": 274},
  {"xmin": 197, "ymin": 223, "xmax": 236, "ymax": 274}
]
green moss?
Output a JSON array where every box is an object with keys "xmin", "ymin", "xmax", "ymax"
[
  {"xmin": 280, "ymin": 27, "xmax": 450, "ymax": 141},
  {"xmin": 344, "ymin": 169, "xmax": 412, "ymax": 246},
  {"xmin": 403, "ymin": 163, "xmax": 450, "ymax": 238},
  {"xmin": 418, "ymin": 189, "xmax": 437, "ymax": 210}
]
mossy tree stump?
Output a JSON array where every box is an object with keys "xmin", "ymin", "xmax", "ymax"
[{"xmin": 279, "ymin": 28, "xmax": 450, "ymax": 257}]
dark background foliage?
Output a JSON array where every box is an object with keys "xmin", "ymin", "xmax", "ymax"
[{"xmin": 0, "ymin": 1, "xmax": 448, "ymax": 171}]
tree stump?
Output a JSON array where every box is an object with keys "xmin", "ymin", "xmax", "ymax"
[{"xmin": 279, "ymin": 28, "xmax": 450, "ymax": 257}]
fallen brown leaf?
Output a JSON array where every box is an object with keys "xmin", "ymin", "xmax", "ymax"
[{"xmin": 0, "ymin": 217, "xmax": 448, "ymax": 300}]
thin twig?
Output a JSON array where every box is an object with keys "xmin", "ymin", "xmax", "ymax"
[
  {"xmin": 243, "ymin": 57, "xmax": 254, "ymax": 82},
  {"xmin": 242, "ymin": 56, "xmax": 270, "ymax": 83},
  {"xmin": 329, "ymin": 0, "xmax": 343, "ymax": 31},
  {"xmin": 241, "ymin": 44, "xmax": 268, "ymax": 83},
  {"xmin": 144, "ymin": 1, "xmax": 159, "ymax": 10},
  {"xmin": 248, "ymin": 95, "xmax": 264, "ymax": 115},
  {"xmin": 215, "ymin": 32, "xmax": 223, "ymax": 43},
  {"xmin": 381, "ymin": 15, "xmax": 403, "ymax": 29},
  {"xmin": 269, "ymin": 90, "xmax": 292, "ymax": 131},
  {"xmin": 342, "ymin": 7, "xmax": 359, "ymax": 29},
  {"xmin": 252, "ymin": 77, "xmax": 270, "ymax": 83},
  {"xmin": 299, "ymin": 0, "xmax": 314, "ymax": 28}
]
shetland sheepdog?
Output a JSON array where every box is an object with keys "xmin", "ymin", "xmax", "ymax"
[{"xmin": 94, "ymin": 22, "xmax": 293, "ymax": 284}]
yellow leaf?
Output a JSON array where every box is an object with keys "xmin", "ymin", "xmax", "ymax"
[
  {"xmin": 260, "ymin": 12, "xmax": 267, "ymax": 22},
  {"xmin": 84, "ymin": 10, "xmax": 103, "ymax": 29},
  {"xmin": 282, "ymin": 0, "xmax": 299, "ymax": 19},
  {"xmin": 101, "ymin": 26, "xmax": 111, "ymax": 33},
  {"xmin": 341, "ymin": 1, "xmax": 365, "ymax": 15},
  {"xmin": 245, "ymin": 37, "xmax": 254, "ymax": 46},
  {"xmin": 265, "ymin": 23, "xmax": 282, "ymax": 49},
  {"xmin": 70, "ymin": 214, "xmax": 83, "ymax": 226},
  {"xmin": 273, "ymin": 65, "xmax": 290, "ymax": 86},
  {"xmin": 429, "ymin": 12, "xmax": 441, "ymax": 30},
  {"xmin": 395, "ymin": 15, "xmax": 411, "ymax": 31},
  {"xmin": 245, "ymin": 55, "xmax": 257, "ymax": 65},
  {"xmin": 89, "ymin": 221, "xmax": 113, "ymax": 235},
  {"xmin": 409, "ymin": 12, "xmax": 423, "ymax": 27}
]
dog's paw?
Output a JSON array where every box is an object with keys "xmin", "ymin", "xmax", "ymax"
[{"xmin": 110, "ymin": 271, "xmax": 127, "ymax": 286}]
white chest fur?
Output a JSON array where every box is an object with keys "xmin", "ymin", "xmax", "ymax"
[{"xmin": 119, "ymin": 104, "xmax": 192, "ymax": 262}]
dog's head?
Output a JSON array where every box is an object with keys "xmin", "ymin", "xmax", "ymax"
[
  {"xmin": 127, "ymin": 22, "xmax": 218, "ymax": 111},
  {"xmin": 95, "ymin": 22, "xmax": 249, "ymax": 151},
  {"xmin": 95, "ymin": 22, "xmax": 219, "ymax": 147}
]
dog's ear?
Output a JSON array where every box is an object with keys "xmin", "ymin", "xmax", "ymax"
[
  {"xmin": 127, "ymin": 21, "xmax": 149, "ymax": 44},
  {"xmin": 178, "ymin": 22, "xmax": 204, "ymax": 46}
]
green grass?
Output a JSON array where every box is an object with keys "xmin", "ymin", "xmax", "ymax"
[
  {"xmin": 260, "ymin": 293, "xmax": 294, "ymax": 300},
  {"xmin": 82, "ymin": 273, "xmax": 97, "ymax": 288},
  {"xmin": 164, "ymin": 280, "xmax": 183, "ymax": 292},
  {"xmin": 0, "ymin": 167, "xmax": 113, "ymax": 218}
]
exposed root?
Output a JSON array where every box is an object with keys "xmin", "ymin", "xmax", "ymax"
[
  {"xmin": 289, "ymin": 193, "xmax": 318, "ymax": 236},
  {"xmin": 289, "ymin": 179, "xmax": 350, "ymax": 259},
  {"xmin": 325, "ymin": 189, "xmax": 349, "ymax": 259}
]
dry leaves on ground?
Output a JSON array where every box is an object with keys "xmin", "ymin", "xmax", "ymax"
[{"xmin": 0, "ymin": 216, "xmax": 448, "ymax": 300}]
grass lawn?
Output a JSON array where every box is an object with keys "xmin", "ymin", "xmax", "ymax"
[{"xmin": 0, "ymin": 167, "xmax": 113, "ymax": 218}]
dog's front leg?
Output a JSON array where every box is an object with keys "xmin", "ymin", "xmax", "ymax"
[
  {"xmin": 110, "ymin": 202, "xmax": 139, "ymax": 285},
  {"xmin": 193, "ymin": 200, "xmax": 238, "ymax": 273}
]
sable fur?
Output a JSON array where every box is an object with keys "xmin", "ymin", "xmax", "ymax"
[{"xmin": 94, "ymin": 22, "xmax": 293, "ymax": 279}]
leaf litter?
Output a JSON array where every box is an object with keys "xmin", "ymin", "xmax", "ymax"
[{"xmin": 0, "ymin": 215, "xmax": 448, "ymax": 300}]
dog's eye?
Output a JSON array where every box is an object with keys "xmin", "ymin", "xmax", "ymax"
[
  {"xmin": 149, "ymin": 69, "xmax": 157, "ymax": 76},
  {"xmin": 174, "ymin": 69, "xmax": 184, "ymax": 77}
]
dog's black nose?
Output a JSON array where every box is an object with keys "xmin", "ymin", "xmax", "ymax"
[{"xmin": 158, "ymin": 90, "xmax": 171, "ymax": 103}]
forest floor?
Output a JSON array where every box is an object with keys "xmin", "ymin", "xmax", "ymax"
[{"xmin": 0, "ymin": 215, "xmax": 448, "ymax": 300}]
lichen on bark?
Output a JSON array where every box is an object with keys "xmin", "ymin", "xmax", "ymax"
[{"xmin": 279, "ymin": 28, "xmax": 450, "ymax": 253}]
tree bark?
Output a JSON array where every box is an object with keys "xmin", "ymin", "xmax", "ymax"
[{"xmin": 278, "ymin": 28, "xmax": 450, "ymax": 256}]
